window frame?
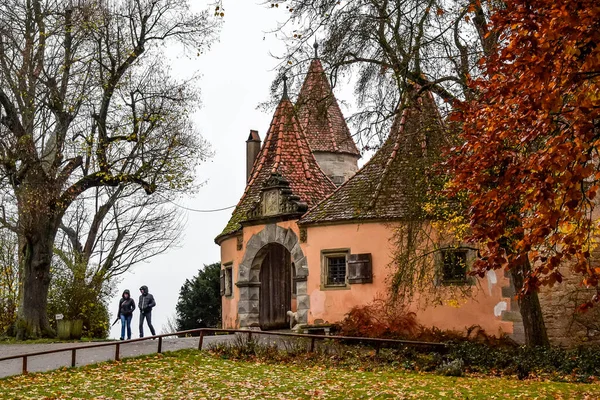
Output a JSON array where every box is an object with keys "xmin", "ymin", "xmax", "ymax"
[
  {"xmin": 223, "ymin": 263, "xmax": 233, "ymax": 297},
  {"xmin": 436, "ymin": 247, "xmax": 474, "ymax": 286},
  {"xmin": 321, "ymin": 249, "xmax": 351, "ymax": 290}
]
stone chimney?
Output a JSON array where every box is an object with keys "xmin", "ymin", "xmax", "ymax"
[{"xmin": 246, "ymin": 130, "xmax": 261, "ymax": 182}]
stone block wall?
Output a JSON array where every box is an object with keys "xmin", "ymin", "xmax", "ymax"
[
  {"xmin": 538, "ymin": 269, "xmax": 600, "ymax": 346},
  {"xmin": 500, "ymin": 271, "xmax": 525, "ymax": 344},
  {"xmin": 500, "ymin": 267, "xmax": 600, "ymax": 347}
]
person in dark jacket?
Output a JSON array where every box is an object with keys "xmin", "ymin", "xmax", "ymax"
[
  {"xmin": 118, "ymin": 289, "xmax": 136, "ymax": 340},
  {"xmin": 138, "ymin": 285, "xmax": 156, "ymax": 337}
]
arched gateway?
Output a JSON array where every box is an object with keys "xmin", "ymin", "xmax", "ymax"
[{"xmin": 236, "ymin": 224, "xmax": 309, "ymax": 329}]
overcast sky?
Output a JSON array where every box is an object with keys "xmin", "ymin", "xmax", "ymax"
[{"xmin": 109, "ymin": 1, "xmax": 359, "ymax": 338}]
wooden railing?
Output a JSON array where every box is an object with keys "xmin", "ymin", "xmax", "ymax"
[{"xmin": 0, "ymin": 328, "xmax": 447, "ymax": 375}]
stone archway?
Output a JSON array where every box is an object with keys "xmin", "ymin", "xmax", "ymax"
[{"xmin": 236, "ymin": 224, "xmax": 309, "ymax": 329}]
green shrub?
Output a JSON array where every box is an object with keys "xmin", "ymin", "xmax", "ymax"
[
  {"xmin": 208, "ymin": 332, "xmax": 600, "ymax": 382},
  {"xmin": 446, "ymin": 341, "xmax": 600, "ymax": 382},
  {"xmin": 47, "ymin": 258, "xmax": 113, "ymax": 339}
]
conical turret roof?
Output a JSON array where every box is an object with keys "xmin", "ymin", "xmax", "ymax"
[
  {"xmin": 296, "ymin": 58, "xmax": 360, "ymax": 156},
  {"xmin": 217, "ymin": 94, "xmax": 337, "ymax": 241},
  {"xmin": 299, "ymin": 89, "xmax": 445, "ymax": 225}
]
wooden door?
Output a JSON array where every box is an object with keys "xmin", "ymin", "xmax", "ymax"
[{"xmin": 259, "ymin": 244, "xmax": 291, "ymax": 330}]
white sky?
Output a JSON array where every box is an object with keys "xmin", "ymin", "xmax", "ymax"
[{"xmin": 109, "ymin": 1, "xmax": 361, "ymax": 338}]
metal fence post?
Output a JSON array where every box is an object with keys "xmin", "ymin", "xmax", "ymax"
[
  {"xmin": 158, "ymin": 337, "xmax": 163, "ymax": 353},
  {"xmin": 115, "ymin": 343, "xmax": 120, "ymax": 361},
  {"xmin": 71, "ymin": 349, "xmax": 77, "ymax": 367},
  {"xmin": 310, "ymin": 337, "xmax": 316, "ymax": 352},
  {"xmin": 22, "ymin": 356, "xmax": 27, "ymax": 374}
]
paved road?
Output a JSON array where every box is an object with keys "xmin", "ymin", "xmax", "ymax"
[{"xmin": 0, "ymin": 334, "xmax": 238, "ymax": 379}]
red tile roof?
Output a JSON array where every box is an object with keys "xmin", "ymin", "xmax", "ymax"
[
  {"xmin": 217, "ymin": 96, "xmax": 337, "ymax": 240},
  {"xmin": 299, "ymin": 90, "xmax": 445, "ymax": 225},
  {"xmin": 296, "ymin": 59, "xmax": 360, "ymax": 156}
]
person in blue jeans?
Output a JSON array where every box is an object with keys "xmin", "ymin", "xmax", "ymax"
[{"xmin": 117, "ymin": 289, "xmax": 136, "ymax": 340}]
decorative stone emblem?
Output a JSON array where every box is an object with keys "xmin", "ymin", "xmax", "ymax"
[
  {"xmin": 299, "ymin": 227, "xmax": 307, "ymax": 243},
  {"xmin": 264, "ymin": 190, "xmax": 279, "ymax": 216},
  {"xmin": 247, "ymin": 173, "xmax": 308, "ymax": 220}
]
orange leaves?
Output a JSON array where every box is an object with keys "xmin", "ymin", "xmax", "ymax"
[
  {"xmin": 543, "ymin": 270, "xmax": 563, "ymax": 287},
  {"xmin": 587, "ymin": 186, "xmax": 598, "ymax": 201},
  {"xmin": 445, "ymin": 0, "xmax": 600, "ymax": 298}
]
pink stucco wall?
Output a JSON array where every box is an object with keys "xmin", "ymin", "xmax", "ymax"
[
  {"xmin": 220, "ymin": 220, "xmax": 514, "ymax": 337},
  {"xmin": 303, "ymin": 222, "xmax": 514, "ymax": 336},
  {"xmin": 219, "ymin": 234, "xmax": 239, "ymax": 329}
]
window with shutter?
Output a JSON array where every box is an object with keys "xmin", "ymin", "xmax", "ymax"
[
  {"xmin": 327, "ymin": 256, "xmax": 346, "ymax": 285},
  {"xmin": 220, "ymin": 269, "xmax": 225, "ymax": 296}
]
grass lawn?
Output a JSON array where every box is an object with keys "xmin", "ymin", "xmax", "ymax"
[{"xmin": 0, "ymin": 349, "xmax": 598, "ymax": 399}]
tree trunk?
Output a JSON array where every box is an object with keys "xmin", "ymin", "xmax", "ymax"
[
  {"xmin": 15, "ymin": 172, "xmax": 62, "ymax": 339},
  {"xmin": 16, "ymin": 232, "xmax": 57, "ymax": 339},
  {"xmin": 510, "ymin": 259, "xmax": 550, "ymax": 347}
]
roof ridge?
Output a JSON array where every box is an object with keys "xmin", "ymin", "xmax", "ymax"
[
  {"xmin": 325, "ymin": 103, "xmax": 340, "ymax": 152},
  {"xmin": 241, "ymin": 103, "xmax": 282, "ymax": 205},
  {"xmin": 271, "ymin": 107, "xmax": 285, "ymax": 173},
  {"xmin": 293, "ymin": 116, "xmax": 313, "ymax": 180}
]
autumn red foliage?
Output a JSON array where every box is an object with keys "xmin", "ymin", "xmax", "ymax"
[
  {"xmin": 338, "ymin": 297, "xmax": 420, "ymax": 339},
  {"xmin": 447, "ymin": 1, "xmax": 600, "ymax": 308},
  {"xmin": 337, "ymin": 299, "xmax": 517, "ymax": 347}
]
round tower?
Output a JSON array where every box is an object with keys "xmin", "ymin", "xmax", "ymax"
[{"xmin": 295, "ymin": 44, "xmax": 360, "ymax": 186}]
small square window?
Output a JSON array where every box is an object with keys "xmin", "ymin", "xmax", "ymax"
[
  {"xmin": 327, "ymin": 256, "xmax": 347, "ymax": 285},
  {"xmin": 441, "ymin": 249, "xmax": 468, "ymax": 284},
  {"xmin": 321, "ymin": 250, "xmax": 350, "ymax": 289}
]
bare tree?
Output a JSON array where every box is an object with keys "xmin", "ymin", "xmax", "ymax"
[
  {"xmin": 269, "ymin": 0, "xmax": 497, "ymax": 147},
  {"xmin": 0, "ymin": 0, "xmax": 219, "ymax": 338},
  {"xmin": 50, "ymin": 183, "xmax": 193, "ymax": 337},
  {"xmin": 57, "ymin": 184, "xmax": 189, "ymax": 284}
]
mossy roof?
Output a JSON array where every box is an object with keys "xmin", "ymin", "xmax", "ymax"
[{"xmin": 299, "ymin": 90, "xmax": 445, "ymax": 225}]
